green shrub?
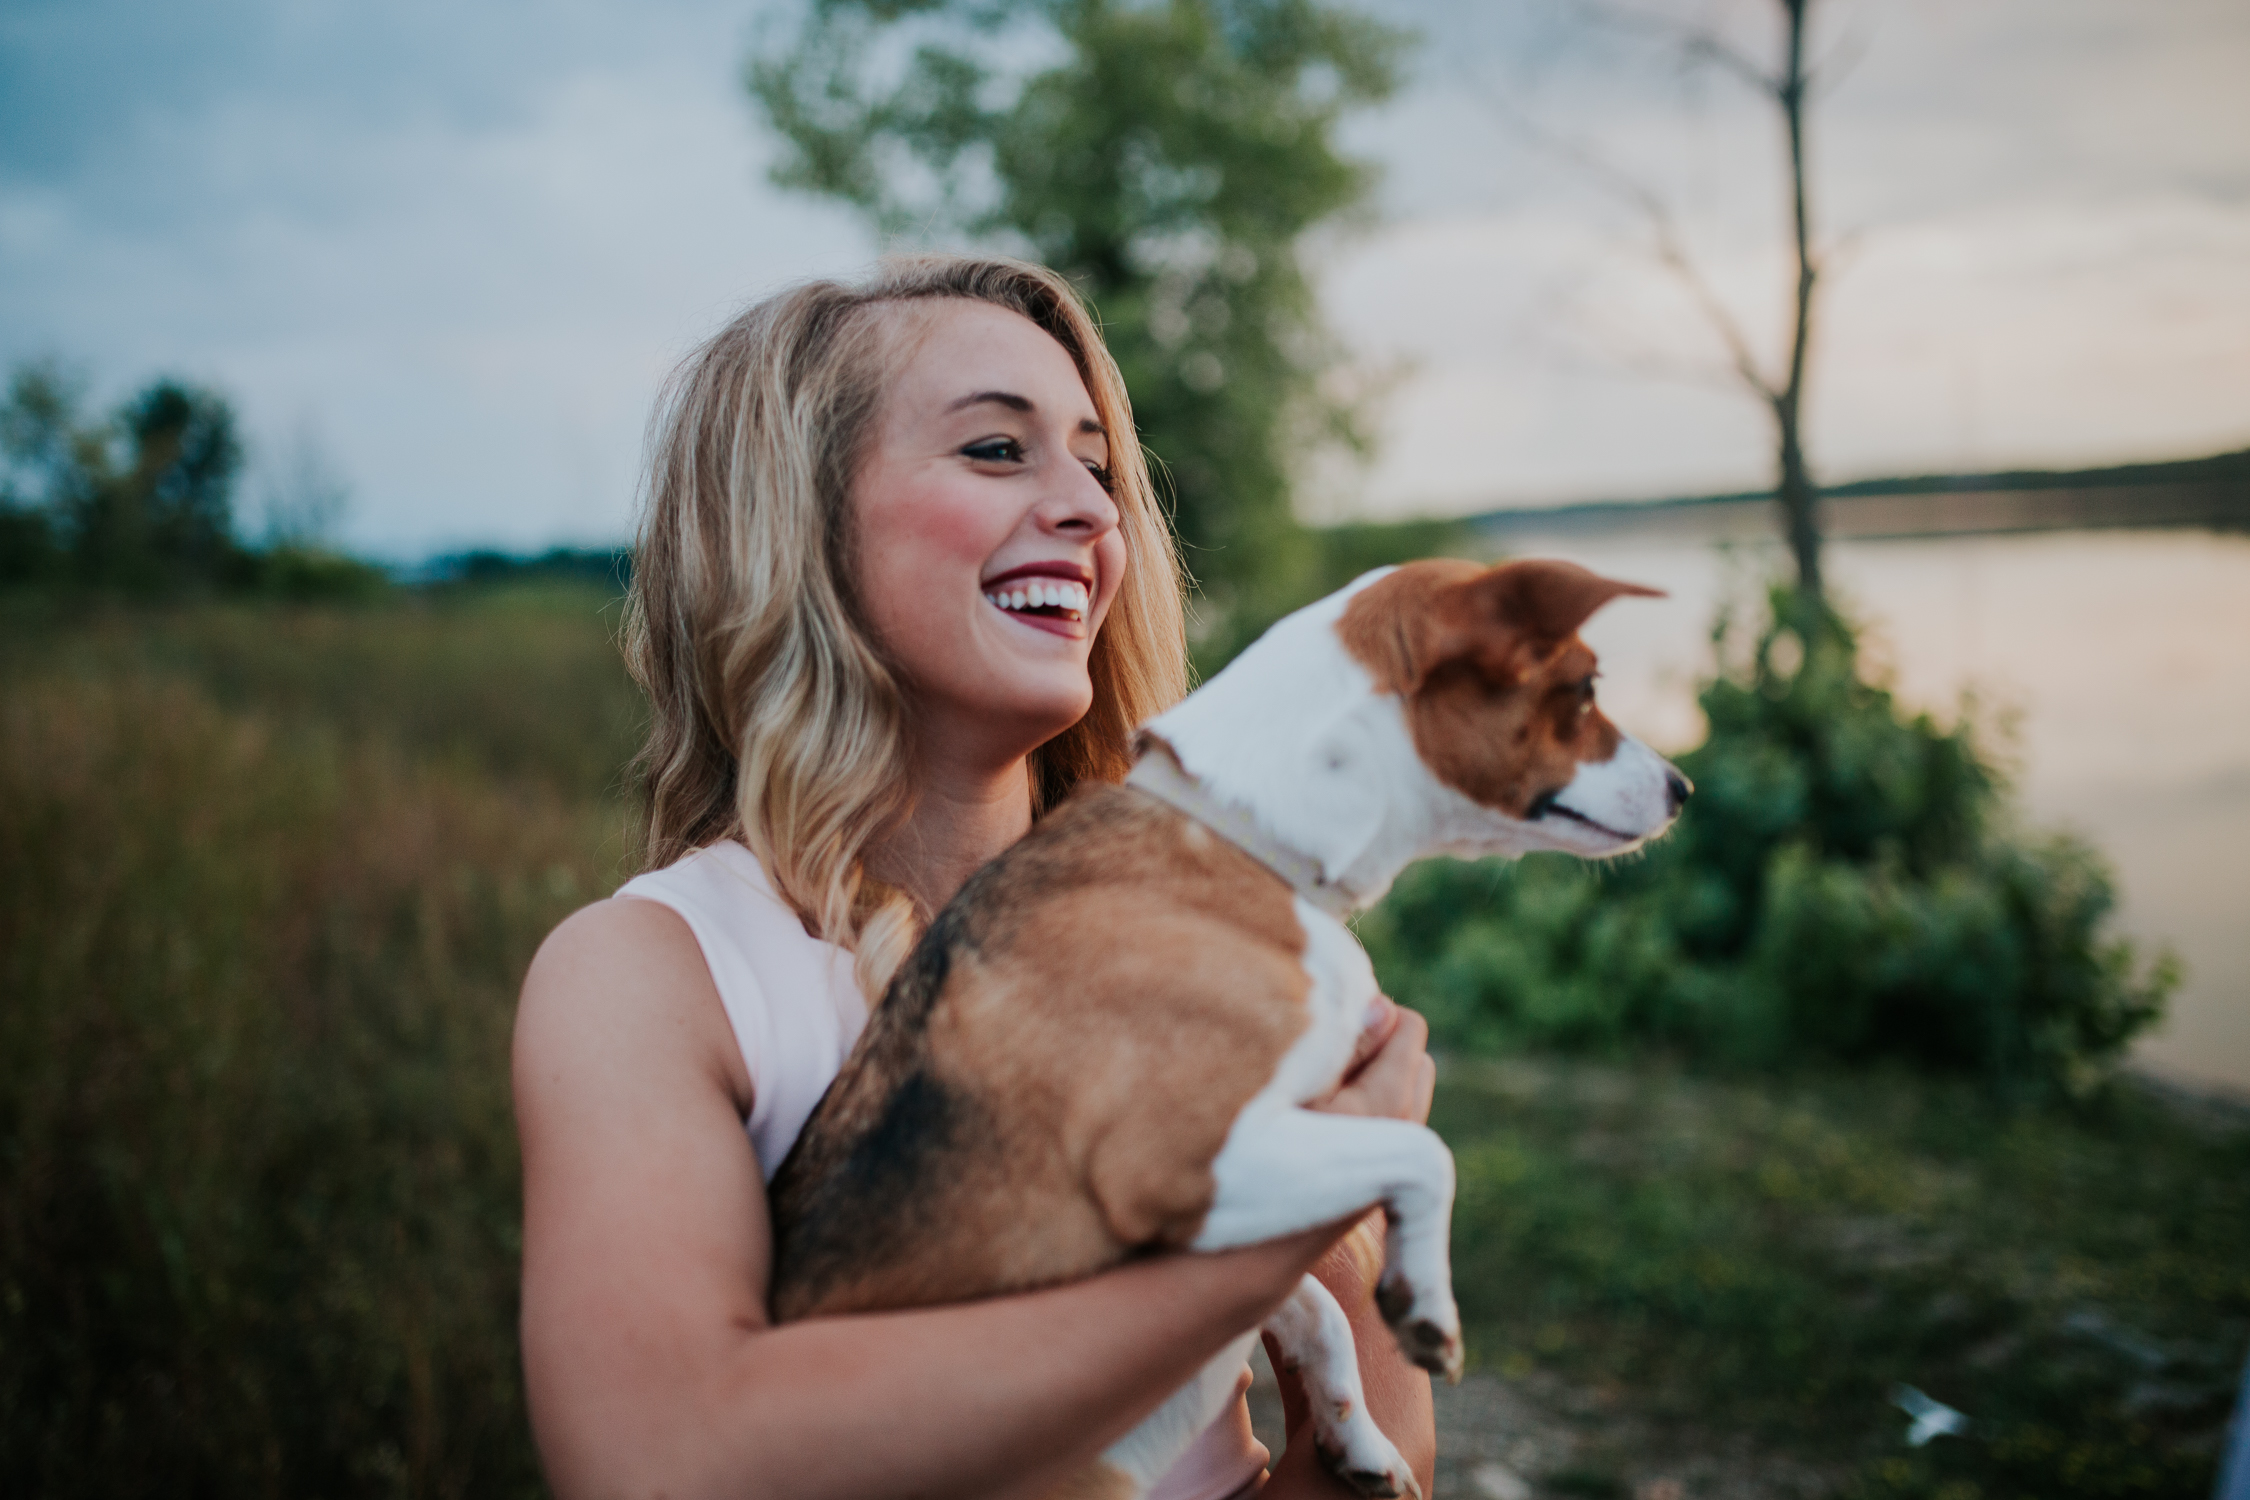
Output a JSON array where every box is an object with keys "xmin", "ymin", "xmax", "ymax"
[
  {"xmin": 252, "ymin": 544, "xmax": 393, "ymax": 603},
  {"xmin": 1360, "ymin": 589, "xmax": 2176, "ymax": 1095}
]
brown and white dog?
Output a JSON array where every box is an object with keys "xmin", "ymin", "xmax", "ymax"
[{"xmin": 767, "ymin": 558, "xmax": 1688, "ymax": 1499}]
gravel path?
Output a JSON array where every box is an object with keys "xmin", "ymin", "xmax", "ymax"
[{"xmin": 1246, "ymin": 1345, "xmax": 1842, "ymax": 1500}]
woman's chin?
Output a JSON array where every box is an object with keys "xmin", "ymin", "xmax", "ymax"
[
  {"xmin": 1005, "ymin": 680, "xmax": 1096, "ymax": 745},
  {"xmin": 926, "ymin": 671, "xmax": 1093, "ymax": 754}
]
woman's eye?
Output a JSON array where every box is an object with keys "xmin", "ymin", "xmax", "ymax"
[
  {"xmin": 1084, "ymin": 460, "xmax": 1115, "ymax": 494},
  {"xmin": 962, "ymin": 437, "xmax": 1025, "ymax": 464}
]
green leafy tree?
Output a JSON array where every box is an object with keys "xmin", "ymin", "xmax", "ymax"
[
  {"xmin": 0, "ymin": 360, "xmax": 247, "ymax": 593},
  {"xmin": 749, "ymin": 0, "xmax": 1408, "ymax": 653}
]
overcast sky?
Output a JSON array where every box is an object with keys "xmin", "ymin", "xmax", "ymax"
[{"xmin": 3, "ymin": 0, "xmax": 2245, "ymax": 556}]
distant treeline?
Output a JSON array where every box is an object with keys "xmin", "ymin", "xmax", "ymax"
[
  {"xmin": 1819, "ymin": 445, "xmax": 2250, "ymax": 498},
  {"xmin": 0, "ymin": 360, "xmax": 386, "ymax": 600},
  {"xmin": 1472, "ymin": 446, "xmax": 2250, "ymax": 549},
  {"xmin": 414, "ymin": 546, "xmax": 634, "ymax": 591}
]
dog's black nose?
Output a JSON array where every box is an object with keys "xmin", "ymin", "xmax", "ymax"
[{"xmin": 1664, "ymin": 769, "xmax": 1693, "ymax": 813}]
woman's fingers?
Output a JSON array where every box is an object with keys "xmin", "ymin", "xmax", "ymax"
[
  {"xmin": 1313, "ymin": 1006, "xmax": 1433, "ymax": 1123},
  {"xmin": 1407, "ymin": 1048, "xmax": 1436, "ymax": 1124},
  {"xmin": 1343, "ymin": 995, "xmax": 1403, "ymax": 1077}
]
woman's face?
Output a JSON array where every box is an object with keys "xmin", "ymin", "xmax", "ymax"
[{"xmin": 850, "ymin": 299, "xmax": 1128, "ymax": 766}]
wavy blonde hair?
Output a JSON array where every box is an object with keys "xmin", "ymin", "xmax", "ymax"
[{"xmin": 626, "ymin": 255, "xmax": 1189, "ymax": 998}]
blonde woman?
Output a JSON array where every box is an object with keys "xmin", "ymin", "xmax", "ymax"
[{"xmin": 514, "ymin": 255, "xmax": 1437, "ymax": 1500}]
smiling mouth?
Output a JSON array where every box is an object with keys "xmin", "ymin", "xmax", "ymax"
[{"xmin": 985, "ymin": 577, "xmax": 1090, "ymax": 624}]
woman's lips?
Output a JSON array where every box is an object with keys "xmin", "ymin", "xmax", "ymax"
[
  {"xmin": 997, "ymin": 608, "xmax": 1084, "ymax": 639},
  {"xmin": 982, "ymin": 561, "xmax": 1093, "ymax": 590}
]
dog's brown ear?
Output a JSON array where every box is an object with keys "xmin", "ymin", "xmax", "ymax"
[{"xmin": 1424, "ymin": 560, "xmax": 1663, "ymax": 684}]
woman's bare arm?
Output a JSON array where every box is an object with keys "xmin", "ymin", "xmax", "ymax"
[{"xmin": 515, "ymin": 898, "xmax": 1339, "ymax": 1500}]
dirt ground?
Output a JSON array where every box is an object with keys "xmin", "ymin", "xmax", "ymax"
[{"xmin": 1247, "ymin": 1345, "xmax": 1845, "ymax": 1500}]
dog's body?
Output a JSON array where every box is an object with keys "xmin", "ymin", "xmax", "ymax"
[{"xmin": 768, "ymin": 559, "xmax": 1687, "ymax": 1499}]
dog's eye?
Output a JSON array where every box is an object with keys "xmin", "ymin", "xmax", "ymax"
[{"xmin": 1575, "ymin": 676, "xmax": 1597, "ymax": 713}]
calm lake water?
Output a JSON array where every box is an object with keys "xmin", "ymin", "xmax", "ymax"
[{"xmin": 1506, "ymin": 526, "xmax": 2250, "ymax": 1096}]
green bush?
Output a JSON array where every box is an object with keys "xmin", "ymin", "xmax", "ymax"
[
  {"xmin": 1360, "ymin": 589, "xmax": 2176, "ymax": 1095},
  {"xmin": 252, "ymin": 544, "xmax": 393, "ymax": 603}
]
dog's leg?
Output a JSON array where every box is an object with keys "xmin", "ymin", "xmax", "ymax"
[
  {"xmin": 1188, "ymin": 899, "xmax": 1464, "ymax": 1379},
  {"xmin": 1094, "ymin": 1330, "xmax": 1263, "ymax": 1499},
  {"xmin": 1191, "ymin": 1104, "xmax": 1461, "ymax": 1380},
  {"xmin": 1266, "ymin": 1274, "xmax": 1421, "ymax": 1499}
]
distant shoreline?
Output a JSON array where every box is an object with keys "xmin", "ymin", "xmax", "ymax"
[{"xmin": 1467, "ymin": 448, "xmax": 2250, "ymax": 547}]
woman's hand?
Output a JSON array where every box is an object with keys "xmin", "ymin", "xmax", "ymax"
[{"xmin": 1311, "ymin": 996, "xmax": 1435, "ymax": 1124}]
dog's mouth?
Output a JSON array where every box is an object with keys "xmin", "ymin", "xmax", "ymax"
[{"xmin": 1523, "ymin": 789, "xmax": 1637, "ymax": 844}]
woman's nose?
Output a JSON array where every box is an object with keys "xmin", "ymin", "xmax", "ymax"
[{"xmin": 1038, "ymin": 460, "xmax": 1120, "ymax": 539}]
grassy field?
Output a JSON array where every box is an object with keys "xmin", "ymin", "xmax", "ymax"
[
  {"xmin": 1434, "ymin": 1057, "xmax": 2247, "ymax": 1500},
  {"xmin": 1, "ymin": 588, "xmax": 2240, "ymax": 1497}
]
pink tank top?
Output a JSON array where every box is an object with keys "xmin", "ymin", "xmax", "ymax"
[{"xmin": 615, "ymin": 842, "xmax": 1268, "ymax": 1499}]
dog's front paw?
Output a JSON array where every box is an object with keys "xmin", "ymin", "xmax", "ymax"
[
  {"xmin": 1313, "ymin": 1404, "xmax": 1423, "ymax": 1500},
  {"xmin": 1376, "ymin": 1274, "xmax": 1463, "ymax": 1384}
]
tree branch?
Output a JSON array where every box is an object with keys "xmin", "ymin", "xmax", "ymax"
[
  {"xmin": 1803, "ymin": 23, "xmax": 1869, "ymax": 100},
  {"xmin": 1574, "ymin": 0, "xmax": 1780, "ymax": 96},
  {"xmin": 1467, "ymin": 90, "xmax": 1779, "ymax": 404}
]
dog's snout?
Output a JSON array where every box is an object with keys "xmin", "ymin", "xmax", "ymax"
[{"xmin": 1664, "ymin": 768, "xmax": 1693, "ymax": 814}]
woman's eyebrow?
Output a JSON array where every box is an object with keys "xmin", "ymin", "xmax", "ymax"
[
  {"xmin": 947, "ymin": 390, "xmax": 1034, "ymax": 414},
  {"xmin": 945, "ymin": 390, "xmax": 1108, "ymax": 440}
]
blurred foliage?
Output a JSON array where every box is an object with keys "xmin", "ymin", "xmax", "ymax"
[
  {"xmin": 1437, "ymin": 1055, "xmax": 2247, "ymax": 1500},
  {"xmin": 0, "ymin": 588, "xmax": 639, "ymax": 1494},
  {"xmin": 426, "ymin": 546, "xmax": 634, "ymax": 593},
  {"xmin": 1360, "ymin": 589, "xmax": 2175, "ymax": 1098},
  {"xmin": 0, "ymin": 358, "xmax": 387, "ymax": 602},
  {"xmin": 749, "ymin": 0, "xmax": 1409, "ymax": 655}
]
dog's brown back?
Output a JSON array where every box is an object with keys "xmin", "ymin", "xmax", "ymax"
[{"xmin": 768, "ymin": 784, "xmax": 1311, "ymax": 1322}]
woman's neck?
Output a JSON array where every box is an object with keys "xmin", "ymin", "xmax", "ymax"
[{"xmin": 865, "ymin": 750, "xmax": 1034, "ymax": 918}]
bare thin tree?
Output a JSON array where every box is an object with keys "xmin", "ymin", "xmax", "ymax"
[
  {"xmin": 1764, "ymin": 0, "xmax": 1825, "ymax": 598},
  {"xmin": 1485, "ymin": 0, "xmax": 1841, "ymax": 599}
]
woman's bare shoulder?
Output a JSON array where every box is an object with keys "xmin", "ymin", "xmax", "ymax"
[{"xmin": 516, "ymin": 897, "xmax": 752, "ymax": 1116}]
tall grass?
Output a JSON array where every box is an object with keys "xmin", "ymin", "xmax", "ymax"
[{"xmin": 0, "ymin": 590, "xmax": 635, "ymax": 1496}]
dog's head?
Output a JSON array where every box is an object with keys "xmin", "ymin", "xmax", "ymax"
[{"xmin": 1336, "ymin": 558, "xmax": 1688, "ymax": 859}]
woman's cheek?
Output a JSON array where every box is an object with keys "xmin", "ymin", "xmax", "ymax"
[{"xmin": 1093, "ymin": 537, "xmax": 1129, "ymax": 629}]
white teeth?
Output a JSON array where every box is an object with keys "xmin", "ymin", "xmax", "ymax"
[{"xmin": 985, "ymin": 579, "xmax": 1090, "ymax": 616}]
